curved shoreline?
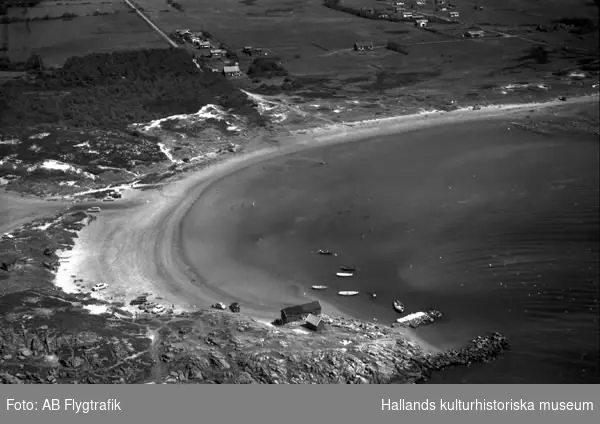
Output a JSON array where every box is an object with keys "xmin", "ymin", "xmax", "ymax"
[
  {"xmin": 173, "ymin": 95, "xmax": 599, "ymax": 310},
  {"xmin": 53, "ymin": 95, "xmax": 597, "ymax": 348}
]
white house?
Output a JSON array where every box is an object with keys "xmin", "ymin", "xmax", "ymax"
[{"xmin": 223, "ymin": 64, "xmax": 243, "ymax": 78}]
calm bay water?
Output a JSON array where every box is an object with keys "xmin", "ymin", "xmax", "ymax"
[{"xmin": 182, "ymin": 118, "xmax": 599, "ymax": 383}]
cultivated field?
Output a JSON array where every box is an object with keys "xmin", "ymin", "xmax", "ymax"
[
  {"xmin": 2, "ymin": 0, "xmax": 170, "ymax": 66},
  {"xmin": 4, "ymin": 0, "xmax": 121, "ymax": 19},
  {"xmin": 132, "ymin": 0, "xmax": 598, "ymax": 107}
]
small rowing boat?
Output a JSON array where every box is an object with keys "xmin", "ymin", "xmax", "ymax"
[
  {"xmin": 393, "ymin": 300, "xmax": 405, "ymax": 313},
  {"xmin": 336, "ymin": 272, "xmax": 354, "ymax": 277},
  {"xmin": 317, "ymin": 249, "xmax": 333, "ymax": 255},
  {"xmin": 338, "ymin": 291, "xmax": 359, "ymax": 296},
  {"xmin": 311, "ymin": 285, "xmax": 328, "ymax": 290}
]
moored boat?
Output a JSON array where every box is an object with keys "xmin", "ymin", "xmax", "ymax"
[
  {"xmin": 311, "ymin": 285, "xmax": 328, "ymax": 290},
  {"xmin": 393, "ymin": 300, "xmax": 405, "ymax": 313},
  {"xmin": 338, "ymin": 291, "xmax": 359, "ymax": 296}
]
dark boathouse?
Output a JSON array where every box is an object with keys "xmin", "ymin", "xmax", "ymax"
[{"xmin": 280, "ymin": 301, "xmax": 322, "ymax": 324}]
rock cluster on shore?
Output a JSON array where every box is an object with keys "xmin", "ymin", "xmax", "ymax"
[{"xmin": 0, "ymin": 289, "xmax": 509, "ymax": 384}]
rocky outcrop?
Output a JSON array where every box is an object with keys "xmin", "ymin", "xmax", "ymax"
[{"xmin": 0, "ymin": 289, "xmax": 509, "ymax": 384}]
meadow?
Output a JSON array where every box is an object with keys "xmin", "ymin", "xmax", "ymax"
[
  {"xmin": 2, "ymin": 0, "xmax": 170, "ymax": 66},
  {"xmin": 130, "ymin": 0, "xmax": 598, "ymax": 102}
]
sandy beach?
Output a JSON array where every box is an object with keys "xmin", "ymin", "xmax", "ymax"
[{"xmin": 52, "ymin": 95, "xmax": 598, "ymax": 340}]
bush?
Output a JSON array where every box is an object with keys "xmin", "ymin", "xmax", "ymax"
[
  {"xmin": 554, "ymin": 17, "xmax": 596, "ymax": 34},
  {"xmin": 60, "ymin": 12, "xmax": 78, "ymax": 20},
  {"xmin": 25, "ymin": 54, "xmax": 44, "ymax": 71},
  {"xmin": 386, "ymin": 41, "xmax": 408, "ymax": 55},
  {"xmin": 167, "ymin": 0, "xmax": 185, "ymax": 12},
  {"xmin": 247, "ymin": 57, "xmax": 288, "ymax": 78}
]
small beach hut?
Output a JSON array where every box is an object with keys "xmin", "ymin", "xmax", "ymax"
[
  {"xmin": 280, "ymin": 301, "xmax": 322, "ymax": 324},
  {"xmin": 305, "ymin": 313, "xmax": 324, "ymax": 331}
]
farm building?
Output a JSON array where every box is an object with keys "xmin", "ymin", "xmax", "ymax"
[
  {"xmin": 401, "ymin": 11, "xmax": 413, "ymax": 18},
  {"xmin": 354, "ymin": 41, "xmax": 374, "ymax": 51},
  {"xmin": 210, "ymin": 48, "xmax": 227, "ymax": 58},
  {"xmin": 416, "ymin": 0, "xmax": 426, "ymax": 5},
  {"xmin": 193, "ymin": 38, "xmax": 212, "ymax": 49},
  {"xmin": 280, "ymin": 301, "xmax": 322, "ymax": 324},
  {"xmin": 394, "ymin": 1, "xmax": 405, "ymax": 5},
  {"xmin": 434, "ymin": 0, "xmax": 446, "ymax": 4},
  {"xmin": 223, "ymin": 64, "xmax": 243, "ymax": 78},
  {"xmin": 449, "ymin": 11, "xmax": 460, "ymax": 18},
  {"xmin": 465, "ymin": 30, "xmax": 485, "ymax": 38},
  {"xmin": 415, "ymin": 19, "xmax": 428, "ymax": 28}
]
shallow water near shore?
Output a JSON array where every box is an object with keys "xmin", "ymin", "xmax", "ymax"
[{"xmin": 181, "ymin": 118, "xmax": 599, "ymax": 383}]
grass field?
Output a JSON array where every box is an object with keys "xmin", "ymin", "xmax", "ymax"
[
  {"xmin": 5, "ymin": 0, "xmax": 121, "ymax": 19},
  {"xmin": 2, "ymin": 0, "xmax": 170, "ymax": 66},
  {"xmin": 128, "ymin": 0, "xmax": 597, "ymax": 103}
]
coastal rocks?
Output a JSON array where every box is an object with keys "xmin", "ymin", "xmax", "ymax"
[
  {"xmin": 43, "ymin": 354, "xmax": 60, "ymax": 367},
  {"xmin": 60, "ymin": 356, "xmax": 84, "ymax": 369},
  {"xmin": 0, "ymin": 372, "xmax": 24, "ymax": 384},
  {"xmin": 234, "ymin": 371, "xmax": 257, "ymax": 384},
  {"xmin": 0, "ymin": 289, "xmax": 510, "ymax": 385},
  {"xmin": 211, "ymin": 302, "xmax": 227, "ymax": 310},
  {"xmin": 208, "ymin": 351, "xmax": 231, "ymax": 370},
  {"xmin": 161, "ymin": 351, "xmax": 176, "ymax": 363},
  {"xmin": 17, "ymin": 347, "xmax": 33, "ymax": 359},
  {"xmin": 42, "ymin": 261, "xmax": 57, "ymax": 271},
  {"xmin": 229, "ymin": 302, "xmax": 240, "ymax": 313},
  {"xmin": 427, "ymin": 332, "xmax": 510, "ymax": 369}
]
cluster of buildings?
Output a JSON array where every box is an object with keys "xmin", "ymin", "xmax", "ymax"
[
  {"xmin": 359, "ymin": 0, "xmax": 463, "ymax": 27},
  {"xmin": 354, "ymin": 0, "xmax": 485, "ymax": 51},
  {"xmin": 176, "ymin": 29, "xmax": 228, "ymax": 58},
  {"xmin": 176, "ymin": 29, "xmax": 244, "ymax": 78}
]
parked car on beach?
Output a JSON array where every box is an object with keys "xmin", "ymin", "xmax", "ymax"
[{"xmin": 92, "ymin": 283, "xmax": 108, "ymax": 292}]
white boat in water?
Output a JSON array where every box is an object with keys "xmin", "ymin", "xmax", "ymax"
[
  {"xmin": 311, "ymin": 285, "xmax": 328, "ymax": 290},
  {"xmin": 338, "ymin": 291, "xmax": 359, "ymax": 296},
  {"xmin": 393, "ymin": 300, "xmax": 405, "ymax": 313},
  {"xmin": 396, "ymin": 312, "xmax": 426, "ymax": 323},
  {"xmin": 336, "ymin": 272, "xmax": 354, "ymax": 277}
]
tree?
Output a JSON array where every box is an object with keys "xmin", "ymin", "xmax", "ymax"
[{"xmin": 25, "ymin": 53, "xmax": 44, "ymax": 71}]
